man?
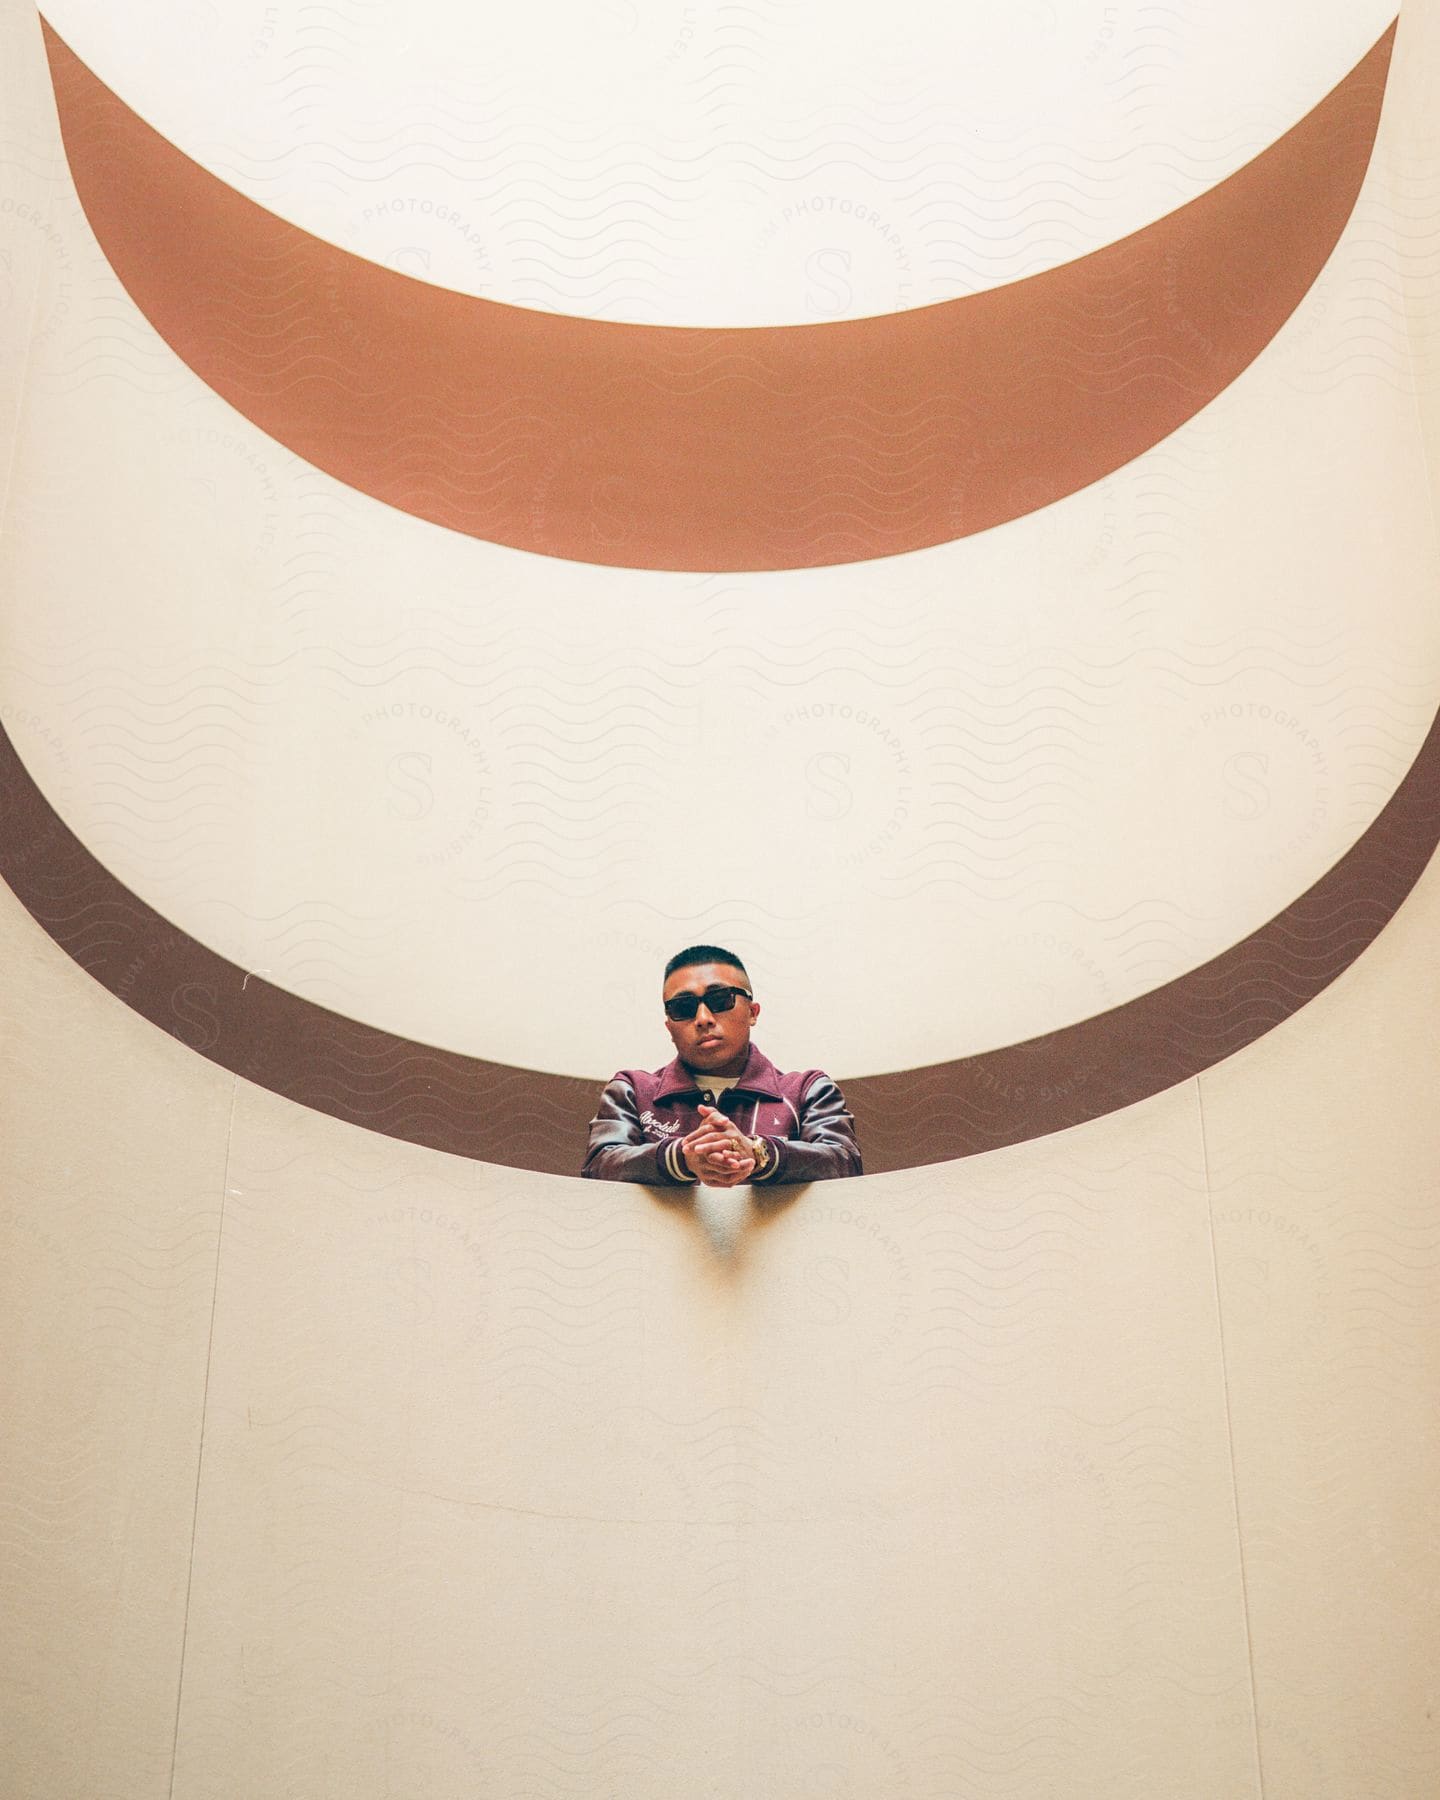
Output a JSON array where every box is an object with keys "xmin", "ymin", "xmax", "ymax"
[{"xmin": 581, "ymin": 944, "xmax": 863, "ymax": 1186}]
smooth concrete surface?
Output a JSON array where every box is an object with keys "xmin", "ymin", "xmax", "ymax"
[
  {"xmin": 4, "ymin": 0, "xmax": 1440, "ymax": 1794},
  {"xmin": 4, "ymin": 846, "xmax": 1440, "ymax": 1796}
]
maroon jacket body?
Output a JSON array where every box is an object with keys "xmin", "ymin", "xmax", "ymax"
[{"xmin": 580, "ymin": 1041, "xmax": 863, "ymax": 1185}]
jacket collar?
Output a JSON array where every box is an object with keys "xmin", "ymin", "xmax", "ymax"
[{"xmin": 655, "ymin": 1041, "xmax": 784, "ymax": 1101}]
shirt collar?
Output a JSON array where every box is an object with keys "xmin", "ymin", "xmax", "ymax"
[{"xmin": 655, "ymin": 1041, "xmax": 783, "ymax": 1101}]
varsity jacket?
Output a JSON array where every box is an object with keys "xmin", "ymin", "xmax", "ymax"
[{"xmin": 581, "ymin": 1042, "xmax": 863, "ymax": 1185}]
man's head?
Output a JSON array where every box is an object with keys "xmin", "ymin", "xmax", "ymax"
[{"xmin": 662, "ymin": 943, "xmax": 760, "ymax": 1079}]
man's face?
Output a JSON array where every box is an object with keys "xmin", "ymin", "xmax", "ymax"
[{"xmin": 662, "ymin": 961, "xmax": 759, "ymax": 1078}]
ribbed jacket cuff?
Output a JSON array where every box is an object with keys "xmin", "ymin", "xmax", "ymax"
[{"xmin": 661, "ymin": 1138, "xmax": 694, "ymax": 1184}]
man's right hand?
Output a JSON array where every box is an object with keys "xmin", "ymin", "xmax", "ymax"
[{"xmin": 679, "ymin": 1120, "xmax": 757, "ymax": 1187}]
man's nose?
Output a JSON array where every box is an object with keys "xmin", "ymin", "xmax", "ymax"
[{"xmin": 694, "ymin": 1001, "xmax": 715, "ymax": 1026}]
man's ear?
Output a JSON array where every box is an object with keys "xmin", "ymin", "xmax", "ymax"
[{"xmin": 749, "ymin": 1000, "xmax": 761, "ymax": 1023}]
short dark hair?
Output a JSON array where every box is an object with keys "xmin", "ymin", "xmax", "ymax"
[{"xmin": 663, "ymin": 943, "xmax": 749, "ymax": 985}]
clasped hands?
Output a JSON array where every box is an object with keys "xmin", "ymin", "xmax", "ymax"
[{"xmin": 679, "ymin": 1104, "xmax": 757, "ymax": 1188}]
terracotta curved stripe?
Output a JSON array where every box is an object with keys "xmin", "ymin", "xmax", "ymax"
[
  {"xmin": 3, "ymin": 705, "xmax": 1437, "ymax": 1176},
  {"xmin": 40, "ymin": 19, "xmax": 1394, "ymax": 573}
]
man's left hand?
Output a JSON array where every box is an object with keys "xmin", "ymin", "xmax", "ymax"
[{"xmin": 682, "ymin": 1106, "xmax": 756, "ymax": 1186}]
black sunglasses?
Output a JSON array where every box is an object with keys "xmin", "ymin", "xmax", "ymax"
[{"xmin": 663, "ymin": 983, "xmax": 753, "ymax": 1022}]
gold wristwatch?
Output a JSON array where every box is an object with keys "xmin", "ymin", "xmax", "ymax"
[{"xmin": 743, "ymin": 1134, "xmax": 773, "ymax": 1177}]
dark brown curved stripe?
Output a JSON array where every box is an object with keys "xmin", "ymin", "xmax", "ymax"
[
  {"xmin": 3, "ymin": 705, "xmax": 1438, "ymax": 1176},
  {"xmin": 40, "ymin": 18, "xmax": 1394, "ymax": 573}
]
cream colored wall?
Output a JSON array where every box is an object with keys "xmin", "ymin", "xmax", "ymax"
[
  {"xmin": 5, "ymin": 792, "xmax": 1440, "ymax": 1798},
  {"xmin": 3, "ymin": 4, "xmax": 1436, "ymax": 1082},
  {"xmin": 4, "ymin": 0, "xmax": 1440, "ymax": 1795}
]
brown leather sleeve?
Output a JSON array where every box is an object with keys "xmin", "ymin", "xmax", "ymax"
[
  {"xmin": 580, "ymin": 1075, "xmax": 690, "ymax": 1184},
  {"xmin": 756, "ymin": 1073, "xmax": 864, "ymax": 1184}
]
